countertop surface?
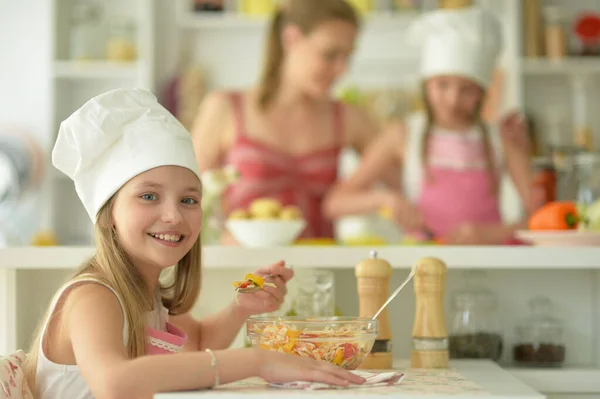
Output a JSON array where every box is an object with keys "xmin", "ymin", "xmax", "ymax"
[{"xmin": 154, "ymin": 359, "xmax": 544, "ymax": 398}]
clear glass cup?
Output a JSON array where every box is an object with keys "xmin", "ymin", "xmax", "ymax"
[{"xmin": 284, "ymin": 269, "xmax": 335, "ymax": 317}]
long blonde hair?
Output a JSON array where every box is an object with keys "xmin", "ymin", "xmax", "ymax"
[
  {"xmin": 258, "ymin": 0, "xmax": 360, "ymax": 110},
  {"xmin": 420, "ymin": 84, "xmax": 498, "ymax": 194},
  {"xmin": 24, "ymin": 195, "xmax": 202, "ymax": 395}
]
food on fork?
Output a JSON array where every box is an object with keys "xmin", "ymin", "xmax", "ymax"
[{"xmin": 233, "ymin": 273, "xmax": 277, "ymax": 303}]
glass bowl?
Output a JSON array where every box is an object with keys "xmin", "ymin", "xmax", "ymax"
[{"xmin": 246, "ymin": 316, "xmax": 378, "ymax": 370}]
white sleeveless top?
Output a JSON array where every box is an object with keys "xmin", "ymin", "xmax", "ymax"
[
  {"xmin": 35, "ymin": 276, "xmax": 167, "ymax": 399},
  {"xmin": 401, "ymin": 111, "xmax": 504, "ymax": 203}
]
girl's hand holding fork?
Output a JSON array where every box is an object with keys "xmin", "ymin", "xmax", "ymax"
[{"xmin": 234, "ymin": 260, "xmax": 294, "ymax": 315}]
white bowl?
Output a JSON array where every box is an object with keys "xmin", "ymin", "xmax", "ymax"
[{"xmin": 226, "ymin": 219, "xmax": 307, "ymax": 247}]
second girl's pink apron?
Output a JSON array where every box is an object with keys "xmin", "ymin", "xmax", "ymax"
[{"xmin": 402, "ymin": 112, "xmax": 516, "ymax": 243}]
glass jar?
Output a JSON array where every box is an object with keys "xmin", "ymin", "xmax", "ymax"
[
  {"xmin": 106, "ymin": 17, "xmax": 137, "ymax": 61},
  {"xmin": 574, "ymin": 153, "xmax": 600, "ymax": 206},
  {"xmin": 449, "ymin": 271, "xmax": 503, "ymax": 361},
  {"xmin": 69, "ymin": 1, "xmax": 104, "ymax": 60},
  {"xmin": 549, "ymin": 145, "xmax": 584, "ymax": 201},
  {"xmin": 284, "ymin": 269, "xmax": 335, "ymax": 317},
  {"xmin": 543, "ymin": 6, "xmax": 567, "ymax": 60},
  {"xmin": 513, "ymin": 296, "xmax": 565, "ymax": 367}
]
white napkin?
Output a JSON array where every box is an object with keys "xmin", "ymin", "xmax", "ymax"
[{"xmin": 269, "ymin": 370, "xmax": 405, "ymax": 390}]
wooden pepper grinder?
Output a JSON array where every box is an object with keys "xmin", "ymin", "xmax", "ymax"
[
  {"xmin": 411, "ymin": 257, "xmax": 449, "ymax": 369},
  {"xmin": 355, "ymin": 250, "xmax": 393, "ymax": 370}
]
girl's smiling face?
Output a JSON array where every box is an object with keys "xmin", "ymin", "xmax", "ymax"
[{"xmin": 111, "ymin": 165, "xmax": 203, "ymax": 275}]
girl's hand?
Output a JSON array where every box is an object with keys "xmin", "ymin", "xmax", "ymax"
[
  {"xmin": 384, "ymin": 192, "xmax": 425, "ymax": 232},
  {"xmin": 500, "ymin": 111, "xmax": 529, "ymax": 152},
  {"xmin": 445, "ymin": 223, "xmax": 509, "ymax": 245},
  {"xmin": 235, "ymin": 261, "xmax": 293, "ymax": 315},
  {"xmin": 258, "ymin": 349, "xmax": 366, "ymax": 386}
]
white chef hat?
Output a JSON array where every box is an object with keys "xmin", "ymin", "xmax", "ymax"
[
  {"xmin": 52, "ymin": 88, "xmax": 202, "ymax": 223},
  {"xmin": 408, "ymin": 6, "xmax": 503, "ymax": 88}
]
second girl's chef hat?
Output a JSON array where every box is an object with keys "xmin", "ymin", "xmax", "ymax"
[
  {"xmin": 52, "ymin": 88, "xmax": 201, "ymax": 222},
  {"xmin": 408, "ymin": 6, "xmax": 503, "ymax": 88}
]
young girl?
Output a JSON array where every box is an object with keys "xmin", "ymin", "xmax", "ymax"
[
  {"xmin": 192, "ymin": 0, "xmax": 390, "ymax": 241},
  {"xmin": 323, "ymin": 7, "xmax": 536, "ymax": 245},
  {"xmin": 24, "ymin": 88, "xmax": 365, "ymax": 398}
]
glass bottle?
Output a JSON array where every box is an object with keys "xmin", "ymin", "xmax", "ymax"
[
  {"xmin": 106, "ymin": 17, "xmax": 137, "ymax": 61},
  {"xmin": 513, "ymin": 296, "xmax": 565, "ymax": 367},
  {"xmin": 69, "ymin": 1, "xmax": 103, "ymax": 60},
  {"xmin": 574, "ymin": 153, "xmax": 600, "ymax": 206},
  {"xmin": 544, "ymin": 6, "xmax": 567, "ymax": 60},
  {"xmin": 449, "ymin": 271, "xmax": 503, "ymax": 361}
]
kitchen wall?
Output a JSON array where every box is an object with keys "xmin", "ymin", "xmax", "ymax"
[{"xmin": 0, "ymin": 0, "xmax": 52, "ymax": 149}]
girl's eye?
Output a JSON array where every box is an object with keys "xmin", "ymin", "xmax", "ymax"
[
  {"xmin": 182, "ymin": 197, "xmax": 198, "ymax": 205},
  {"xmin": 141, "ymin": 193, "xmax": 157, "ymax": 201}
]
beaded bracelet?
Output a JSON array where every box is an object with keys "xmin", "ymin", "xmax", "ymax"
[{"xmin": 204, "ymin": 348, "xmax": 220, "ymax": 388}]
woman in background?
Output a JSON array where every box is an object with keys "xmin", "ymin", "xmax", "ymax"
[
  {"xmin": 191, "ymin": 0, "xmax": 389, "ymax": 240},
  {"xmin": 324, "ymin": 7, "xmax": 537, "ymax": 245}
]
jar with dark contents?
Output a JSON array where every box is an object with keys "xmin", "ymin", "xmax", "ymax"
[
  {"xmin": 449, "ymin": 271, "xmax": 503, "ymax": 362},
  {"xmin": 513, "ymin": 296, "xmax": 565, "ymax": 368}
]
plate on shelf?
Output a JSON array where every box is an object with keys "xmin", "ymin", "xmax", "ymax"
[{"xmin": 515, "ymin": 230, "xmax": 600, "ymax": 246}]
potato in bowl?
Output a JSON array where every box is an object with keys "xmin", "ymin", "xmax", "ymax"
[{"xmin": 226, "ymin": 198, "xmax": 306, "ymax": 247}]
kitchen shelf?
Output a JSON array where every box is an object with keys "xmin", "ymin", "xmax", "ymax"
[
  {"xmin": 176, "ymin": 10, "xmax": 420, "ymax": 30},
  {"xmin": 521, "ymin": 57, "xmax": 600, "ymax": 76},
  {"xmin": 52, "ymin": 60, "xmax": 140, "ymax": 80},
  {"xmin": 2, "ymin": 245, "xmax": 600, "ymax": 270}
]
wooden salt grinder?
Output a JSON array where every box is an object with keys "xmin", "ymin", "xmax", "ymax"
[
  {"xmin": 411, "ymin": 257, "xmax": 449, "ymax": 369},
  {"xmin": 355, "ymin": 250, "xmax": 393, "ymax": 370}
]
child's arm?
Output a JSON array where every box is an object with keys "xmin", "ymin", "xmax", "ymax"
[
  {"xmin": 323, "ymin": 123, "xmax": 406, "ymax": 219},
  {"xmin": 170, "ymin": 303, "xmax": 250, "ymax": 351},
  {"xmin": 66, "ymin": 283, "xmax": 362, "ymax": 399},
  {"xmin": 65, "ymin": 284, "xmax": 257, "ymax": 397},
  {"xmin": 190, "ymin": 91, "xmax": 234, "ymax": 172},
  {"xmin": 172, "ymin": 261, "xmax": 293, "ymax": 351},
  {"xmin": 344, "ymin": 104, "xmax": 404, "ymax": 189},
  {"xmin": 502, "ymin": 132, "xmax": 535, "ymax": 232}
]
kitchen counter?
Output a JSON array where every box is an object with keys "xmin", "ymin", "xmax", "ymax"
[
  {"xmin": 154, "ymin": 360, "xmax": 544, "ymax": 398},
  {"xmin": 3, "ymin": 246, "xmax": 600, "ymax": 397}
]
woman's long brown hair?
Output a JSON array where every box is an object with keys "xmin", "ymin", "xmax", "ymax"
[{"xmin": 258, "ymin": 0, "xmax": 359, "ymax": 110}]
